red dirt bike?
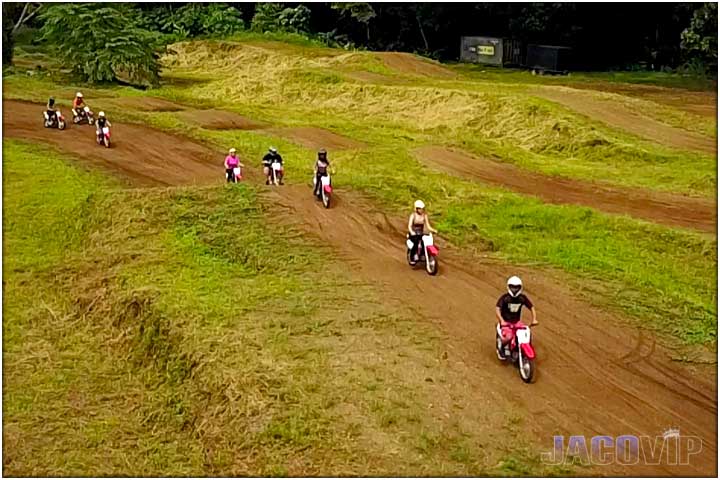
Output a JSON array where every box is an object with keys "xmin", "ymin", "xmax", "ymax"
[
  {"xmin": 43, "ymin": 110, "xmax": 66, "ymax": 130},
  {"xmin": 226, "ymin": 166, "xmax": 242, "ymax": 183},
  {"xmin": 406, "ymin": 233, "xmax": 439, "ymax": 276},
  {"xmin": 96, "ymin": 125, "xmax": 111, "ymax": 148},
  {"xmin": 313, "ymin": 172, "xmax": 332, "ymax": 208},
  {"xmin": 73, "ymin": 106, "xmax": 95, "ymax": 125},
  {"xmin": 496, "ymin": 321, "xmax": 536, "ymax": 383},
  {"xmin": 269, "ymin": 160, "xmax": 284, "ymax": 185}
]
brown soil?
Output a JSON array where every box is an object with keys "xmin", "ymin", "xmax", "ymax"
[
  {"xmin": 534, "ymin": 86, "xmax": 717, "ymax": 155},
  {"xmin": 414, "ymin": 146, "xmax": 717, "ymax": 233},
  {"xmin": 376, "ymin": 52, "xmax": 457, "ymax": 79},
  {"xmin": 344, "ymin": 71, "xmax": 407, "ymax": 85},
  {"xmin": 3, "ymin": 100, "xmax": 220, "ymax": 187},
  {"xmin": 3, "ymin": 98, "xmax": 716, "ymax": 476},
  {"xmin": 176, "ymin": 108, "xmax": 269, "ymax": 130},
  {"xmin": 268, "ymin": 126, "xmax": 365, "ymax": 151}
]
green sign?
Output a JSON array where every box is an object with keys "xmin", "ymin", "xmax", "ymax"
[{"xmin": 478, "ymin": 45, "xmax": 495, "ymax": 56}]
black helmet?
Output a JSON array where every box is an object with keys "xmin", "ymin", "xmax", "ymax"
[{"xmin": 318, "ymin": 148, "xmax": 327, "ymax": 158}]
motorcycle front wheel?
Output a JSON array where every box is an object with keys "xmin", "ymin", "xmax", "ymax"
[
  {"xmin": 322, "ymin": 190, "xmax": 330, "ymax": 209},
  {"xmin": 518, "ymin": 355, "xmax": 535, "ymax": 383},
  {"xmin": 425, "ymin": 256, "xmax": 438, "ymax": 276},
  {"xmin": 103, "ymin": 136, "xmax": 110, "ymax": 148},
  {"xmin": 58, "ymin": 121, "xmax": 66, "ymax": 130}
]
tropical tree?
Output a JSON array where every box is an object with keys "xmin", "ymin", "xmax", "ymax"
[{"xmin": 40, "ymin": 3, "xmax": 161, "ymax": 85}]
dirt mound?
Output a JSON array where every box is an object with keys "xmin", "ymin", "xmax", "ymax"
[
  {"xmin": 414, "ymin": 146, "xmax": 716, "ymax": 233},
  {"xmin": 3, "ymin": 100, "xmax": 220, "ymax": 187},
  {"xmin": 269, "ymin": 126, "xmax": 365, "ymax": 151},
  {"xmin": 344, "ymin": 71, "xmax": 407, "ymax": 85},
  {"xmin": 376, "ymin": 52, "xmax": 456, "ymax": 79},
  {"xmin": 3, "ymin": 98, "xmax": 716, "ymax": 476},
  {"xmin": 534, "ymin": 86, "xmax": 716, "ymax": 155},
  {"xmin": 176, "ymin": 108, "xmax": 268, "ymax": 130}
]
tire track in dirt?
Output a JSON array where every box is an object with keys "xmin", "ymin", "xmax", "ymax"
[
  {"xmin": 533, "ymin": 86, "xmax": 717, "ymax": 155},
  {"xmin": 3, "ymin": 99, "xmax": 716, "ymax": 475},
  {"xmin": 414, "ymin": 146, "xmax": 717, "ymax": 233}
]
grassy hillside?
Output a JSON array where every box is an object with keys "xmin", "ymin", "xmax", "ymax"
[
  {"xmin": 3, "ymin": 39, "xmax": 717, "ymax": 347},
  {"xmin": 4, "ymin": 139, "xmax": 574, "ymax": 476}
]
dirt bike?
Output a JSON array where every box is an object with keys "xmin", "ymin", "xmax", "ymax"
[
  {"xmin": 226, "ymin": 166, "xmax": 242, "ymax": 183},
  {"xmin": 73, "ymin": 106, "xmax": 94, "ymax": 125},
  {"xmin": 96, "ymin": 125, "xmax": 111, "ymax": 148},
  {"xmin": 269, "ymin": 161, "xmax": 284, "ymax": 185},
  {"xmin": 496, "ymin": 321, "xmax": 536, "ymax": 383},
  {"xmin": 406, "ymin": 232, "xmax": 439, "ymax": 276},
  {"xmin": 43, "ymin": 110, "xmax": 66, "ymax": 130},
  {"xmin": 313, "ymin": 172, "xmax": 332, "ymax": 208}
]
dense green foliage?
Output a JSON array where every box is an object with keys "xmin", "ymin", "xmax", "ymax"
[
  {"xmin": 251, "ymin": 3, "xmax": 312, "ymax": 35},
  {"xmin": 39, "ymin": 3, "xmax": 161, "ymax": 85},
  {"xmin": 138, "ymin": 3, "xmax": 245, "ymax": 40},
  {"xmin": 681, "ymin": 2, "xmax": 718, "ymax": 73}
]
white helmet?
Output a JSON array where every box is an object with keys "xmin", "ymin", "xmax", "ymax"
[
  {"xmin": 507, "ymin": 276, "xmax": 523, "ymax": 297},
  {"xmin": 76, "ymin": 92, "xmax": 83, "ymax": 98},
  {"xmin": 98, "ymin": 111, "xmax": 105, "ymax": 117},
  {"xmin": 269, "ymin": 146, "xmax": 277, "ymax": 153},
  {"xmin": 414, "ymin": 200, "xmax": 425, "ymax": 210},
  {"xmin": 229, "ymin": 147, "xmax": 236, "ymax": 154}
]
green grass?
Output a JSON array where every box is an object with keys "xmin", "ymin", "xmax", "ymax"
[{"xmin": 4, "ymin": 139, "xmax": 564, "ymax": 476}]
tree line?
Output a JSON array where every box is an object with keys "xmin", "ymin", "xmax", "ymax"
[{"xmin": 2, "ymin": 2, "xmax": 717, "ymax": 85}]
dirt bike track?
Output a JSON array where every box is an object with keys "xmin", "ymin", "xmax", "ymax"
[
  {"xmin": 534, "ymin": 87, "xmax": 717, "ymax": 155},
  {"xmin": 3, "ymin": 99, "xmax": 717, "ymax": 475},
  {"xmin": 415, "ymin": 146, "xmax": 717, "ymax": 233}
]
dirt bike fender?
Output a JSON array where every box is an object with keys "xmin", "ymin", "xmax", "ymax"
[
  {"xmin": 426, "ymin": 245, "xmax": 439, "ymax": 257},
  {"xmin": 520, "ymin": 343, "xmax": 535, "ymax": 359},
  {"xmin": 323, "ymin": 185, "xmax": 332, "ymax": 194}
]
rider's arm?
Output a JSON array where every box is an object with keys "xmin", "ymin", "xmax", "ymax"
[
  {"xmin": 524, "ymin": 296, "xmax": 538, "ymax": 325},
  {"xmin": 408, "ymin": 214, "xmax": 415, "ymax": 235},
  {"xmin": 106, "ymin": 120, "xmax": 112, "ymax": 127},
  {"xmin": 495, "ymin": 306, "xmax": 504, "ymax": 325},
  {"xmin": 424, "ymin": 215, "xmax": 438, "ymax": 234}
]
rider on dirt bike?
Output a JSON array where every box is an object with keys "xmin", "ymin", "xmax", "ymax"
[
  {"xmin": 71, "ymin": 92, "xmax": 86, "ymax": 118},
  {"xmin": 45, "ymin": 97, "xmax": 57, "ymax": 123},
  {"xmin": 496, "ymin": 276, "xmax": 538, "ymax": 358},
  {"xmin": 407, "ymin": 200, "xmax": 437, "ymax": 262},
  {"xmin": 313, "ymin": 148, "xmax": 330, "ymax": 197},
  {"xmin": 95, "ymin": 111, "xmax": 111, "ymax": 137},
  {"xmin": 262, "ymin": 147, "xmax": 283, "ymax": 185},
  {"xmin": 224, "ymin": 147, "xmax": 244, "ymax": 182}
]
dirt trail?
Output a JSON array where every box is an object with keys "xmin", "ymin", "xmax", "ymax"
[
  {"xmin": 534, "ymin": 86, "xmax": 717, "ymax": 155},
  {"xmin": 376, "ymin": 52, "xmax": 457, "ymax": 79},
  {"xmin": 415, "ymin": 146, "xmax": 717, "ymax": 233},
  {"xmin": 3, "ymin": 100, "xmax": 220, "ymax": 187},
  {"xmin": 3, "ymin": 99, "xmax": 716, "ymax": 475}
]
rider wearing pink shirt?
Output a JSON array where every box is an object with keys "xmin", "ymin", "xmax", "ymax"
[{"xmin": 224, "ymin": 148, "xmax": 244, "ymax": 182}]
